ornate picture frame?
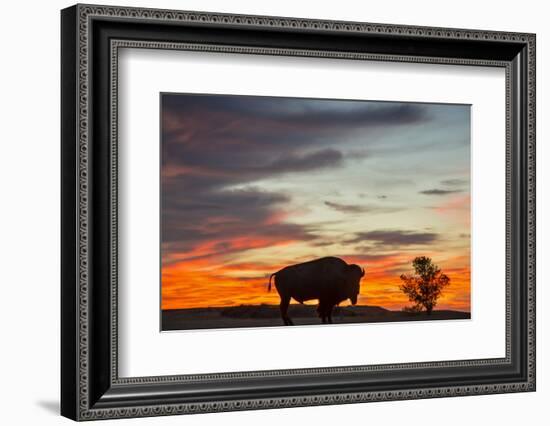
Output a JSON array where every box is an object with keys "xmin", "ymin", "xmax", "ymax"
[{"xmin": 61, "ymin": 4, "xmax": 535, "ymax": 421}]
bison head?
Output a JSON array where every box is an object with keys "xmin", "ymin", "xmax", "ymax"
[{"xmin": 346, "ymin": 264, "xmax": 365, "ymax": 305}]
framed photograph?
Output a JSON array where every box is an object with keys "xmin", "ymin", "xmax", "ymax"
[
  {"xmin": 159, "ymin": 92, "xmax": 473, "ymax": 331},
  {"xmin": 61, "ymin": 4, "xmax": 536, "ymax": 421}
]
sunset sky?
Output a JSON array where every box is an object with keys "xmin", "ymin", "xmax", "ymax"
[{"xmin": 161, "ymin": 94, "xmax": 471, "ymax": 312}]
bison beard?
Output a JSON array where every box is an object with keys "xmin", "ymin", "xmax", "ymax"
[{"xmin": 268, "ymin": 257, "xmax": 365, "ymax": 325}]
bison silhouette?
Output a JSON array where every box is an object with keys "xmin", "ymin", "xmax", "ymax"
[{"xmin": 268, "ymin": 256, "xmax": 365, "ymax": 325}]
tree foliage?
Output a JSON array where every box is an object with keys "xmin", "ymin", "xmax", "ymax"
[{"xmin": 399, "ymin": 256, "xmax": 450, "ymax": 315}]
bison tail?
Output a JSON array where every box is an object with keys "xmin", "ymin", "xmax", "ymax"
[{"xmin": 268, "ymin": 273, "xmax": 276, "ymax": 292}]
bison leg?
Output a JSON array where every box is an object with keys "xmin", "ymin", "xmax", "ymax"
[
  {"xmin": 279, "ymin": 295, "xmax": 293, "ymax": 326},
  {"xmin": 317, "ymin": 301, "xmax": 328, "ymax": 324},
  {"xmin": 327, "ymin": 306, "xmax": 334, "ymax": 324}
]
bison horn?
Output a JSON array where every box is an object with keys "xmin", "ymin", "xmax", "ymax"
[{"xmin": 361, "ymin": 267, "xmax": 365, "ymax": 277}]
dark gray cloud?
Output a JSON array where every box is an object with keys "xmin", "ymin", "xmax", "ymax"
[
  {"xmin": 261, "ymin": 149, "xmax": 343, "ymax": 174},
  {"xmin": 346, "ymin": 230, "xmax": 439, "ymax": 246},
  {"xmin": 324, "ymin": 201, "xmax": 403, "ymax": 214},
  {"xmin": 441, "ymin": 178, "xmax": 469, "ymax": 187},
  {"xmin": 350, "ymin": 253, "xmax": 398, "ymax": 262},
  {"xmin": 311, "ymin": 240, "xmax": 339, "ymax": 247},
  {"xmin": 163, "ymin": 94, "xmax": 429, "ymax": 131},
  {"xmin": 324, "ymin": 201, "xmax": 372, "ymax": 214},
  {"xmin": 162, "ymin": 187, "xmax": 320, "ymax": 259},
  {"xmin": 419, "ymin": 189, "xmax": 462, "ymax": 196},
  {"xmin": 162, "ymin": 94, "xmax": 431, "ymax": 178}
]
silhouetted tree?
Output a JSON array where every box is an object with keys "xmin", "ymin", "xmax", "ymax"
[{"xmin": 399, "ymin": 256, "xmax": 450, "ymax": 315}]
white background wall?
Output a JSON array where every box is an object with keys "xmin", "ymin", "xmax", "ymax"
[{"xmin": 0, "ymin": 0, "xmax": 547, "ymax": 424}]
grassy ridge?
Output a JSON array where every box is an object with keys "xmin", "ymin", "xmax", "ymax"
[{"xmin": 162, "ymin": 304, "xmax": 470, "ymax": 331}]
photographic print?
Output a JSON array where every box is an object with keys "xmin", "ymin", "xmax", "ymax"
[{"xmin": 161, "ymin": 93, "xmax": 471, "ymax": 331}]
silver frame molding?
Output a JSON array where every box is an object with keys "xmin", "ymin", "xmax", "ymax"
[{"xmin": 61, "ymin": 4, "xmax": 536, "ymax": 421}]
